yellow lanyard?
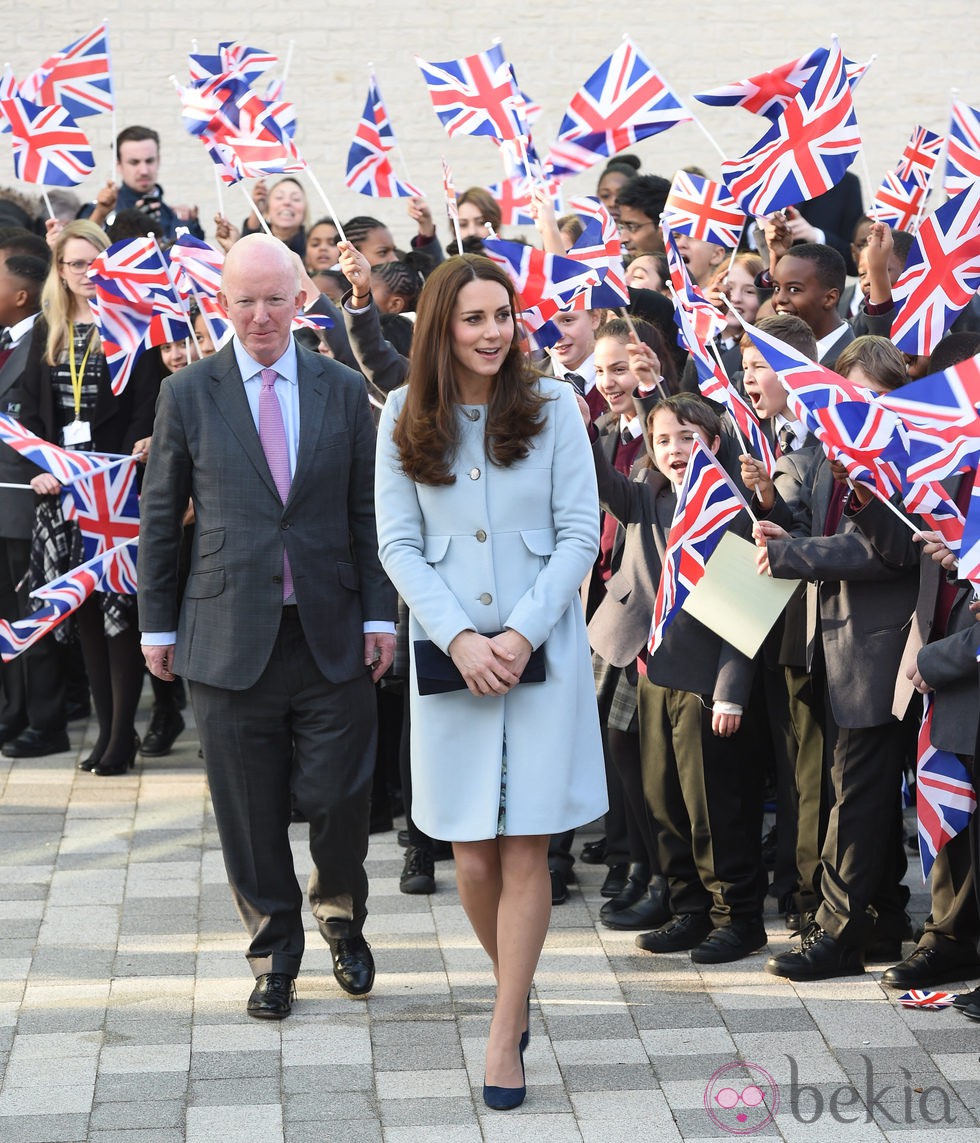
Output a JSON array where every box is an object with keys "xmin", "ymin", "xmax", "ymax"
[{"xmin": 67, "ymin": 323, "xmax": 95, "ymax": 421}]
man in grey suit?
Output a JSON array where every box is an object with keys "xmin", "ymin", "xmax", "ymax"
[
  {"xmin": 139, "ymin": 234, "xmax": 396, "ymax": 1018},
  {"xmin": 0, "ymin": 254, "xmax": 71, "ymax": 759}
]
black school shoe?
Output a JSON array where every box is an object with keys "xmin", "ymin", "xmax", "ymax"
[
  {"xmin": 691, "ymin": 920, "xmax": 768, "ymax": 964},
  {"xmin": 766, "ymin": 922, "xmax": 864, "ymax": 981},
  {"xmin": 635, "ymin": 912, "xmax": 712, "ymax": 953}
]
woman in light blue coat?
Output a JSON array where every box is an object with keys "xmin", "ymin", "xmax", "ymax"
[{"xmin": 375, "ymin": 255, "xmax": 606, "ymax": 1110}]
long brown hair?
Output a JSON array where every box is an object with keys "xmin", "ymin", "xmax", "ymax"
[{"xmin": 392, "ymin": 254, "xmax": 547, "ymax": 485}]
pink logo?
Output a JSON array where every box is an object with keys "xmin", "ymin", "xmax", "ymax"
[{"xmin": 704, "ymin": 1061, "xmax": 779, "ymax": 1134}]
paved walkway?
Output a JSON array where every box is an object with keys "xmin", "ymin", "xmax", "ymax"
[{"xmin": 1, "ymin": 698, "xmax": 978, "ymax": 1143}]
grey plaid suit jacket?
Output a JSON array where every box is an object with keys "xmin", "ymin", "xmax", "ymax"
[{"xmin": 137, "ymin": 340, "xmax": 395, "ymax": 690}]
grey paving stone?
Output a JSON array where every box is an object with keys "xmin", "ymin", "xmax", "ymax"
[
  {"xmin": 557, "ymin": 1063, "xmax": 662, "ymax": 1092},
  {"xmin": 544, "ymin": 1013, "xmax": 641, "ymax": 1040},
  {"xmin": 89, "ymin": 1100, "xmax": 184, "ymax": 1130},
  {"xmin": 88, "ymin": 1132, "xmax": 185, "ymax": 1143},
  {"xmin": 13, "ymin": 1006, "xmax": 107, "ymax": 1035},
  {"xmin": 721, "ymin": 1006, "xmax": 818, "ymax": 1033},
  {"xmin": 190, "ymin": 1050, "xmax": 282, "ymax": 1080},
  {"xmin": 651, "ymin": 1052, "xmax": 741, "ymax": 1082},
  {"xmin": 283, "ymin": 1119, "xmax": 383, "ymax": 1143},
  {"xmin": 94, "ymin": 1073, "xmax": 188, "ymax": 1102},
  {"xmin": 377, "ymin": 1095, "xmax": 478, "ymax": 1126},
  {"xmin": 0, "ymin": 1113, "xmax": 90, "ymax": 1141},
  {"xmin": 282, "ymin": 1063, "xmax": 374, "ymax": 1093},
  {"xmin": 25, "ymin": 947, "xmax": 116, "ymax": 980},
  {"xmin": 189, "ymin": 1075, "xmax": 283, "ymax": 1105},
  {"xmin": 112, "ymin": 953, "xmax": 198, "ymax": 977},
  {"xmin": 914, "ymin": 1029, "xmax": 980, "ymax": 1052},
  {"xmin": 285, "ymin": 1090, "xmax": 379, "ymax": 1121},
  {"xmin": 371, "ymin": 1020, "xmax": 463, "ymax": 1069}
]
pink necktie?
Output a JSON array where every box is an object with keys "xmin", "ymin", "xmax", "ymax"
[{"xmin": 258, "ymin": 368, "xmax": 293, "ymax": 599}]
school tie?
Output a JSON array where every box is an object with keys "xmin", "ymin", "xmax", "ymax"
[
  {"xmin": 564, "ymin": 372, "xmax": 586, "ymax": 396},
  {"xmin": 776, "ymin": 425, "xmax": 796, "ymax": 457},
  {"xmin": 258, "ymin": 368, "xmax": 293, "ymax": 600}
]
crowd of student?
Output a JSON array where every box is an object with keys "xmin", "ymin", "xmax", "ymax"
[{"xmin": 1, "ymin": 122, "xmax": 979, "ymax": 1019}]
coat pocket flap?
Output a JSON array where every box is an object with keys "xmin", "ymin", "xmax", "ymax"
[
  {"xmin": 423, "ymin": 534, "xmax": 451, "ymax": 564},
  {"xmin": 520, "ymin": 527, "xmax": 557, "ymax": 557},
  {"xmin": 196, "ymin": 528, "xmax": 225, "ymax": 557},
  {"xmin": 184, "ymin": 569, "xmax": 224, "ymax": 599},
  {"xmin": 337, "ymin": 561, "xmax": 360, "ymax": 591}
]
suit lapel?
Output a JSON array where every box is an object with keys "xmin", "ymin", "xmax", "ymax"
[
  {"xmin": 0, "ymin": 339, "xmax": 30, "ymax": 404},
  {"xmin": 208, "ymin": 343, "xmax": 281, "ymax": 501}
]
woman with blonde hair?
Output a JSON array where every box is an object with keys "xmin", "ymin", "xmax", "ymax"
[{"xmin": 20, "ymin": 220, "xmax": 163, "ymax": 775}]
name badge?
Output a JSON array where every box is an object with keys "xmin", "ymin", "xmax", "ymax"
[{"xmin": 63, "ymin": 419, "xmax": 92, "ymax": 447}]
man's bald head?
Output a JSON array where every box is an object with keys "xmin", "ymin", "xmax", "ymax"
[{"xmin": 218, "ymin": 234, "xmax": 303, "ymax": 365}]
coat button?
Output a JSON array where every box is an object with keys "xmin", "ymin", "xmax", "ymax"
[
  {"xmin": 272, "ymin": 575, "xmax": 283, "ymax": 584},
  {"xmin": 469, "ymin": 467, "xmax": 481, "ymax": 480},
  {"xmin": 475, "ymin": 529, "xmax": 487, "ymax": 542},
  {"xmin": 479, "ymin": 592, "xmax": 492, "ymax": 605},
  {"xmin": 280, "ymin": 520, "xmax": 290, "ymax": 529}
]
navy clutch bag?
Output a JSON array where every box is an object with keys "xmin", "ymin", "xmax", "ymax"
[{"xmin": 413, "ymin": 635, "xmax": 547, "ymax": 695}]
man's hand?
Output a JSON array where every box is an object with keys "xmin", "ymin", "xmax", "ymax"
[
  {"xmin": 782, "ymin": 205, "xmax": 821, "ymax": 244},
  {"xmin": 174, "ymin": 204, "xmax": 199, "ymax": 223},
  {"xmin": 907, "ymin": 663, "xmax": 934, "ymax": 694},
  {"xmin": 364, "ymin": 632, "xmax": 395, "ymax": 683},
  {"xmin": 143, "ymin": 643, "xmax": 176, "ymax": 681},
  {"xmin": 712, "ymin": 711, "xmax": 741, "ymax": 737}
]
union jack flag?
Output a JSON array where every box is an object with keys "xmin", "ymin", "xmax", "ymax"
[
  {"xmin": 0, "ymin": 82, "xmax": 94, "ymax": 186},
  {"xmin": 896, "ymin": 124, "xmax": 944, "ymax": 188},
  {"xmin": 648, "ymin": 437, "xmax": 749, "ymax": 657},
  {"xmin": 0, "ymin": 414, "xmax": 120, "ymax": 485},
  {"xmin": 485, "ymin": 173, "xmax": 562, "ymax": 227},
  {"xmin": 664, "ymin": 228, "xmax": 727, "ymax": 345},
  {"xmin": 544, "ymin": 136, "xmax": 610, "ymax": 179},
  {"xmin": 693, "ymin": 45, "xmax": 871, "ymax": 121},
  {"xmin": 169, "ymin": 236, "xmax": 225, "ymax": 298},
  {"xmin": 954, "ymin": 468, "xmax": 980, "ymax": 585},
  {"xmin": 674, "ymin": 298, "xmax": 775, "ymax": 476},
  {"xmin": 89, "ymin": 283, "xmax": 155, "ymax": 396},
  {"xmin": 721, "ymin": 38, "xmax": 862, "ymax": 217},
  {"xmin": 416, "ymin": 42, "xmax": 527, "ymax": 141},
  {"xmin": 196, "ymin": 295, "xmax": 232, "ymax": 348},
  {"xmin": 897, "ymin": 990, "xmax": 959, "ymax": 1009},
  {"xmin": 0, "ymin": 540, "xmax": 137, "ymax": 662},
  {"xmin": 564, "ymin": 196, "xmax": 629, "ymax": 307},
  {"xmin": 481, "ymin": 237, "xmax": 600, "ymax": 314},
  {"xmin": 20, "ymin": 23, "xmax": 114, "ymax": 119},
  {"xmin": 872, "ymin": 170, "xmax": 927, "ymax": 233},
  {"xmin": 810, "ymin": 399, "xmax": 909, "ymax": 495},
  {"xmin": 346, "ymin": 73, "xmax": 422, "ymax": 198},
  {"xmin": 442, "ymin": 158, "xmax": 459, "ymax": 222},
  {"xmin": 661, "ymin": 171, "xmax": 747, "ymax": 249},
  {"xmin": 944, "ymin": 100, "xmax": 980, "ymax": 197},
  {"xmin": 916, "ymin": 692, "xmax": 976, "ymax": 881},
  {"xmin": 889, "ymin": 183, "xmax": 980, "ymax": 355},
  {"xmin": 188, "ymin": 42, "xmax": 277, "ymax": 97},
  {"xmin": 876, "ymin": 355, "xmax": 980, "ymax": 486},
  {"xmin": 61, "ymin": 456, "xmax": 140, "ymax": 560},
  {"xmin": 88, "ymin": 238, "xmax": 174, "ymax": 305},
  {"xmin": 550, "ymin": 38, "xmax": 691, "ymax": 172}
]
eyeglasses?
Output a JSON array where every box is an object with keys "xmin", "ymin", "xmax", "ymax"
[
  {"xmin": 59, "ymin": 259, "xmax": 96, "ymax": 274},
  {"xmin": 618, "ymin": 221, "xmax": 653, "ymax": 234}
]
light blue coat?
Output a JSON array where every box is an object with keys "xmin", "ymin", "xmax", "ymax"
[{"xmin": 375, "ymin": 378, "xmax": 607, "ymax": 841}]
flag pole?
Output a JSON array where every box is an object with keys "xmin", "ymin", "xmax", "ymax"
[
  {"xmin": 847, "ymin": 479, "xmax": 923, "ymax": 537},
  {"xmin": 858, "ymin": 144, "xmax": 881, "ymax": 224},
  {"xmin": 370, "ymin": 63, "xmax": 418, "ymax": 194},
  {"xmin": 105, "ymin": 17, "xmax": 117, "ymax": 182},
  {"xmin": 303, "ymin": 166, "xmax": 347, "ymax": 244},
  {"xmin": 213, "ymin": 167, "xmax": 225, "ymax": 221},
  {"xmin": 239, "ymin": 182, "xmax": 273, "ymax": 237},
  {"xmin": 442, "ymin": 158, "xmax": 463, "ymax": 251},
  {"xmin": 40, "ymin": 190, "xmax": 56, "ymax": 220},
  {"xmin": 688, "ymin": 111, "xmax": 728, "ymax": 163},
  {"xmin": 281, "ymin": 39, "xmax": 295, "ymax": 86}
]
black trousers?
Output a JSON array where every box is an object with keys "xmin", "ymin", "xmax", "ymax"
[
  {"xmin": 638, "ymin": 677, "xmax": 764, "ymax": 924},
  {"xmin": 190, "ymin": 608, "xmax": 377, "ymax": 978},
  {"xmin": 0, "ymin": 537, "xmax": 66, "ymax": 733}
]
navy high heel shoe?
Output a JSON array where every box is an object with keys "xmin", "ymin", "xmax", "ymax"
[{"xmin": 482, "ymin": 1047, "xmax": 526, "ymax": 1111}]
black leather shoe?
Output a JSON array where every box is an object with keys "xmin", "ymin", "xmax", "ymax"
[
  {"xmin": 691, "ymin": 920, "xmax": 768, "ymax": 964},
  {"xmin": 635, "ymin": 912, "xmax": 712, "ymax": 953},
  {"xmin": 2, "ymin": 727, "xmax": 70, "ymax": 758},
  {"xmin": 139, "ymin": 706, "xmax": 185, "ymax": 757},
  {"xmin": 600, "ymin": 862, "xmax": 651, "ymax": 917},
  {"xmin": 580, "ymin": 837, "xmax": 607, "ymax": 865},
  {"xmin": 881, "ymin": 945, "xmax": 980, "ymax": 989},
  {"xmin": 601, "ymin": 880, "xmax": 670, "ymax": 931},
  {"xmin": 551, "ymin": 868, "xmax": 570, "ymax": 905},
  {"xmin": 330, "ymin": 936, "xmax": 375, "ymax": 996},
  {"xmin": 400, "ymin": 845, "xmax": 436, "ymax": 894},
  {"xmin": 765, "ymin": 925, "xmax": 864, "ymax": 981},
  {"xmin": 397, "ymin": 827, "xmax": 410, "ymax": 847},
  {"xmin": 600, "ymin": 862, "xmax": 629, "ymax": 898},
  {"xmin": 247, "ymin": 972, "xmax": 295, "ymax": 1019},
  {"xmin": 951, "ymin": 985, "xmax": 980, "ymax": 1011},
  {"xmin": 65, "ymin": 699, "xmax": 91, "ymax": 722}
]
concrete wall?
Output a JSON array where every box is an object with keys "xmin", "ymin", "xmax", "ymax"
[{"xmin": 7, "ymin": 2, "xmax": 975, "ymax": 243}]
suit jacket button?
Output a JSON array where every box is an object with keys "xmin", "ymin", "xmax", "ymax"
[
  {"xmin": 479, "ymin": 592, "xmax": 492, "ymax": 605},
  {"xmin": 272, "ymin": 575, "xmax": 283, "ymax": 584},
  {"xmin": 280, "ymin": 520, "xmax": 290, "ymax": 529},
  {"xmin": 475, "ymin": 529, "xmax": 487, "ymax": 542},
  {"xmin": 469, "ymin": 467, "xmax": 481, "ymax": 480}
]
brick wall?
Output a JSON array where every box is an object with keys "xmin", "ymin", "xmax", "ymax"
[{"xmin": 8, "ymin": 2, "xmax": 976, "ymax": 245}]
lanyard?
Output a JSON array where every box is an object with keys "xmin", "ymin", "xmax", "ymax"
[{"xmin": 67, "ymin": 323, "xmax": 95, "ymax": 420}]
